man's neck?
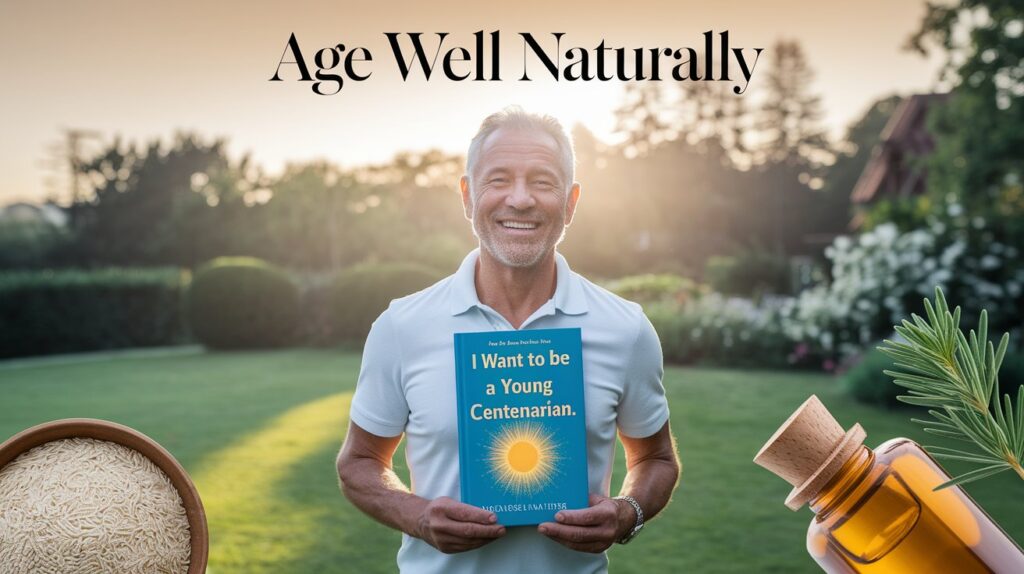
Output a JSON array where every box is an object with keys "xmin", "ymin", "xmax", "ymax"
[{"xmin": 474, "ymin": 248, "xmax": 558, "ymax": 330}]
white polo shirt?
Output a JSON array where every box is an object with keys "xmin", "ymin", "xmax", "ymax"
[{"xmin": 349, "ymin": 248, "xmax": 670, "ymax": 574}]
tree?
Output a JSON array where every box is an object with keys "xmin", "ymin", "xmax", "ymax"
[
  {"xmin": 897, "ymin": 0, "xmax": 1024, "ymax": 330},
  {"xmin": 908, "ymin": 0, "xmax": 1024, "ymax": 236},
  {"xmin": 0, "ymin": 215, "xmax": 69, "ymax": 269},
  {"xmin": 66, "ymin": 134, "xmax": 259, "ymax": 267},
  {"xmin": 613, "ymin": 83, "xmax": 674, "ymax": 158},
  {"xmin": 741, "ymin": 40, "xmax": 835, "ymax": 255},
  {"xmin": 754, "ymin": 40, "xmax": 832, "ymax": 172},
  {"xmin": 259, "ymin": 161, "xmax": 365, "ymax": 270},
  {"xmin": 676, "ymin": 67, "xmax": 755, "ymax": 168}
]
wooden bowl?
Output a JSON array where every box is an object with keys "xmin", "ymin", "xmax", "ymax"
[{"xmin": 0, "ymin": 418, "xmax": 209, "ymax": 574}]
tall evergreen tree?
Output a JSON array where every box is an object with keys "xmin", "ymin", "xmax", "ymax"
[
  {"xmin": 613, "ymin": 83, "xmax": 674, "ymax": 158},
  {"xmin": 676, "ymin": 68, "xmax": 754, "ymax": 168},
  {"xmin": 755, "ymin": 40, "xmax": 831, "ymax": 172},
  {"xmin": 737, "ymin": 40, "xmax": 835, "ymax": 254}
]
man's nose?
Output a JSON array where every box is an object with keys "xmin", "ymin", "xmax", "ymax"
[{"xmin": 505, "ymin": 178, "xmax": 536, "ymax": 210}]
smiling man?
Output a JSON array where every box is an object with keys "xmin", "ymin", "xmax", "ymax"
[{"xmin": 336, "ymin": 106, "xmax": 680, "ymax": 573}]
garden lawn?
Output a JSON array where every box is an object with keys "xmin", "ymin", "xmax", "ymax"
[{"xmin": 1, "ymin": 348, "xmax": 1022, "ymax": 573}]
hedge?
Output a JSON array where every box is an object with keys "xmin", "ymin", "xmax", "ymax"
[{"xmin": 0, "ymin": 268, "xmax": 189, "ymax": 359}]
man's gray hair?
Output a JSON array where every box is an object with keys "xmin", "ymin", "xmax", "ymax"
[{"xmin": 465, "ymin": 106, "xmax": 576, "ymax": 189}]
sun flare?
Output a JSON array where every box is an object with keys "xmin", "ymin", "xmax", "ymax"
[{"xmin": 488, "ymin": 422, "xmax": 559, "ymax": 495}]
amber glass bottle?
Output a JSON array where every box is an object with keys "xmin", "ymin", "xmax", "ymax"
[{"xmin": 755, "ymin": 396, "xmax": 1024, "ymax": 573}]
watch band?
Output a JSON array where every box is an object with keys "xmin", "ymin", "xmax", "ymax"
[{"xmin": 613, "ymin": 495, "xmax": 644, "ymax": 544}]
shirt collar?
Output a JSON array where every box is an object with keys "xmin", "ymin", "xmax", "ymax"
[{"xmin": 449, "ymin": 248, "xmax": 588, "ymax": 317}]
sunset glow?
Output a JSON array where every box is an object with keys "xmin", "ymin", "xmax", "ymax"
[{"xmin": 1, "ymin": 0, "xmax": 944, "ymax": 205}]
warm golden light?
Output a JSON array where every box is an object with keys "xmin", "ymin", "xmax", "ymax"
[{"xmin": 1, "ymin": 2, "xmax": 944, "ymax": 206}]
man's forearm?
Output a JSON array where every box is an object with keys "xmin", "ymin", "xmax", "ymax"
[
  {"xmin": 337, "ymin": 456, "xmax": 428, "ymax": 537},
  {"xmin": 615, "ymin": 425, "xmax": 681, "ymax": 531},
  {"xmin": 339, "ymin": 453, "xmax": 508, "ymax": 554},
  {"xmin": 617, "ymin": 455, "xmax": 680, "ymax": 523}
]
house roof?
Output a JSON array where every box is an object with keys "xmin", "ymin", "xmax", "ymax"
[{"xmin": 850, "ymin": 93, "xmax": 948, "ymax": 205}]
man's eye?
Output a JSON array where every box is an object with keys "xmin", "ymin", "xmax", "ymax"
[
  {"xmin": 533, "ymin": 180, "xmax": 554, "ymax": 188},
  {"xmin": 488, "ymin": 178, "xmax": 509, "ymax": 185}
]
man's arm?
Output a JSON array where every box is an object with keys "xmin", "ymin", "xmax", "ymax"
[
  {"xmin": 538, "ymin": 421, "xmax": 680, "ymax": 553},
  {"xmin": 337, "ymin": 421, "xmax": 507, "ymax": 554}
]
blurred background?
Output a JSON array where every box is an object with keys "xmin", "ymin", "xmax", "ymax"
[{"xmin": 2, "ymin": 1, "xmax": 1023, "ymax": 573}]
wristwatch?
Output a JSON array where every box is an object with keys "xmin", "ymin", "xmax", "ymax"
[{"xmin": 613, "ymin": 495, "xmax": 644, "ymax": 544}]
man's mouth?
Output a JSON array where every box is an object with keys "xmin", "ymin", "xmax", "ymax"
[{"xmin": 500, "ymin": 220, "xmax": 539, "ymax": 230}]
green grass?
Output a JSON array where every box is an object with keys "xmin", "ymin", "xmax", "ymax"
[{"xmin": 1, "ymin": 349, "xmax": 1022, "ymax": 573}]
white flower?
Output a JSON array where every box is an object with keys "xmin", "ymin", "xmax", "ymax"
[{"xmin": 875, "ymin": 223, "xmax": 899, "ymax": 243}]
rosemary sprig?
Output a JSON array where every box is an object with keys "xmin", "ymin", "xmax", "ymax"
[{"xmin": 879, "ymin": 287, "xmax": 1024, "ymax": 490}]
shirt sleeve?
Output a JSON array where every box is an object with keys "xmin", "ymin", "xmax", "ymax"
[
  {"xmin": 616, "ymin": 310, "xmax": 670, "ymax": 438},
  {"xmin": 349, "ymin": 309, "xmax": 409, "ymax": 437}
]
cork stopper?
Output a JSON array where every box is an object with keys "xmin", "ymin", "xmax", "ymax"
[{"xmin": 753, "ymin": 395, "xmax": 866, "ymax": 511}]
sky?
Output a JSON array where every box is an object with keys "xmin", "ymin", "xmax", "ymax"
[{"xmin": 0, "ymin": 0, "xmax": 947, "ymax": 205}]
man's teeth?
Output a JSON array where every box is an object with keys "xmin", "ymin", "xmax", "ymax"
[{"xmin": 502, "ymin": 221, "xmax": 538, "ymax": 229}]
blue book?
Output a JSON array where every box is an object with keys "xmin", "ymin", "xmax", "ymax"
[{"xmin": 454, "ymin": 327, "xmax": 589, "ymax": 526}]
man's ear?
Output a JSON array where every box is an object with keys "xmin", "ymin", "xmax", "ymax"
[
  {"xmin": 564, "ymin": 183, "xmax": 581, "ymax": 226},
  {"xmin": 460, "ymin": 175, "xmax": 473, "ymax": 220}
]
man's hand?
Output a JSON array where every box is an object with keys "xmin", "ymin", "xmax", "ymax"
[
  {"xmin": 338, "ymin": 424, "xmax": 506, "ymax": 554},
  {"xmin": 537, "ymin": 493, "xmax": 635, "ymax": 553},
  {"xmin": 415, "ymin": 496, "xmax": 507, "ymax": 554}
]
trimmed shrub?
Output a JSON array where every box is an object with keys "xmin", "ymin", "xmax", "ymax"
[
  {"xmin": 840, "ymin": 346, "xmax": 903, "ymax": 408},
  {"xmin": 604, "ymin": 274, "xmax": 707, "ymax": 308},
  {"xmin": 842, "ymin": 347, "xmax": 1024, "ymax": 409},
  {"xmin": 705, "ymin": 251, "xmax": 792, "ymax": 297},
  {"xmin": 0, "ymin": 268, "xmax": 189, "ymax": 358},
  {"xmin": 186, "ymin": 257, "xmax": 300, "ymax": 349},
  {"xmin": 331, "ymin": 262, "xmax": 444, "ymax": 342}
]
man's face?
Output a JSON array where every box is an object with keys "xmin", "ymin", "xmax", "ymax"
[{"xmin": 461, "ymin": 127, "xmax": 580, "ymax": 268}]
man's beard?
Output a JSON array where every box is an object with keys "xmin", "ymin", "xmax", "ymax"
[{"xmin": 471, "ymin": 209, "xmax": 567, "ymax": 268}]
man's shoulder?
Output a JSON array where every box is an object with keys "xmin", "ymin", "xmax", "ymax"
[
  {"xmin": 569, "ymin": 272, "xmax": 647, "ymax": 341},
  {"xmin": 571, "ymin": 270, "xmax": 648, "ymax": 326}
]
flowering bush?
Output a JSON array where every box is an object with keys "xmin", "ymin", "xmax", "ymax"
[
  {"xmin": 637, "ymin": 218, "xmax": 1024, "ymax": 371},
  {"xmin": 646, "ymin": 294, "xmax": 793, "ymax": 368},
  {"xmin": 782, "ymin": 222, "xmax": 1024, "ymax": 359}
]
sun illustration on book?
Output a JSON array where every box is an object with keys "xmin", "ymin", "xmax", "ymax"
[{"xmin": 488, "ymin": 422, "xmax": 560, "ymax": 496}]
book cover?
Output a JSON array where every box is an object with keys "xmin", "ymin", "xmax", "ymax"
[{"xmin": 454, "ymin": 327, "xmax": 588, "ymax": 526}]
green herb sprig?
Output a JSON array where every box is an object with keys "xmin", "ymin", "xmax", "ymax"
[{"xmin": 880, "ymin": 287, "xmax": 1024, "ymax": 490}]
